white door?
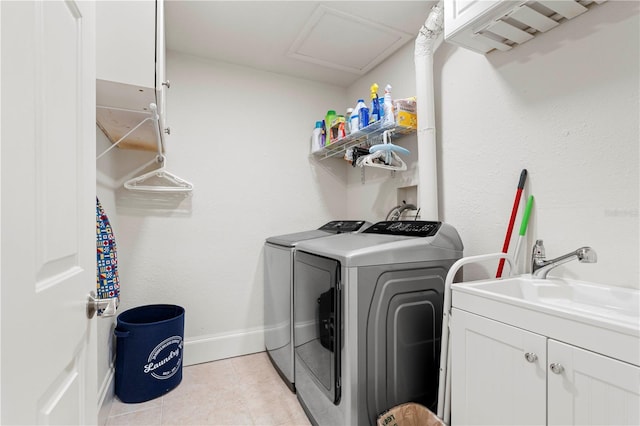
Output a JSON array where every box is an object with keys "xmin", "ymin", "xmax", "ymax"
[
  {"xmin": 1, "ymin": 1, "xmax": 97, "ymax": 424},
  {"xmin": 450, "ymin": 308, "xmax": 547, "ymax": 426},
  {"xmin": 548, "ymin": 339, "xmax": 640, "ymax": 426}
]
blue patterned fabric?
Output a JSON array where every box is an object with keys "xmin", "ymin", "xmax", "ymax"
[{"xmin": 96, "ymin": 198, "xmax": 120, "ymax": 305}]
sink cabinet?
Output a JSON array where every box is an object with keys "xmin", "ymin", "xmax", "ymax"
[
  {"xmin": 451, "ymin": 307, "xmax": 640, "ymax": 426},
  {"xmin": 450, "ymin": 308, "xmax": 546, "ymax": 425},
  {"xmin": 547, "ymin": 339, "xmax": 640, "ymax": 426}
]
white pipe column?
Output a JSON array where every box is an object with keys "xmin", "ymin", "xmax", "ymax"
[{"xmin": 415, "ymin": 2, "xmax": 444, "ymax": 220}]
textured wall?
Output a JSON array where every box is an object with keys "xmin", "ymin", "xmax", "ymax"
[
  {"xmin": 438, "ymin": 1, "xmax": 638, "ymax": 285},
  {"xmin": 347, "ymin": 1, "xmax": 638, "ymax": 286}
]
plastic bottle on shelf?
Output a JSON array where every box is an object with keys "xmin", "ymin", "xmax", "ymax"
[
  {"xmin": 357, "ymin": 99, "xmax": 369, "ymax": 130},
  {"xmin": 311, "ymin": 121, "xmax": 323, "ymax": 153},
  {"xmin": 325, "ymin": 110, "xmax": 337, "ymax": 143},
  {"xmin": 345, "ymin": 108, "xmax": 354, "ymax": 135},
  {"xmin": 370, "ymin": 83, "xmax": 380, "ymax": 123},
  {"xmin": 382, "ymin": 84, "xmax": 395, "ymax": 126},
  {"xmin": 351, "ymin": 99, "xmax": 365, "ymax": 133}
]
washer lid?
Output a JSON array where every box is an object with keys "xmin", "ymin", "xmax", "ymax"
[
  {"xmin": 266, "ymin": 220, "xmax": 371, "ymax": 247},
  {"xmin": 266, "ymin": 229, "xmax": 334, "ymax": 247}
]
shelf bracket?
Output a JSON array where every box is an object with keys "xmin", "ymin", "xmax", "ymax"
[{"xmin": 96, "ymin": 103, "xmax": 160, "ymax": 160}]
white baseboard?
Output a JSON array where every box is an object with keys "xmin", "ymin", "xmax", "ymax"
[
  {"xmin": 97, "ymin": 366, "xmax": 115, "ymax": 425},
  {"xmin": 183, "ymin": 327, "xmax": 265, "ymax": 366}
]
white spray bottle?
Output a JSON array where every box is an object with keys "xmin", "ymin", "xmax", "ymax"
[{"xmin": 382, "ymin": 84, "xmax": 395, "ymax": 125}]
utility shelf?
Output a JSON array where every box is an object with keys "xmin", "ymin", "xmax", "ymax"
[{"xmin": 312, "ymin": 121, "xmax": 415, "ymax": 160}]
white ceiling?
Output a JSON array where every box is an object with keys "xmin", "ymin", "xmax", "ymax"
[{"xmin": 165, "ymin": 1, "xmax": 437, "ymax": 87}]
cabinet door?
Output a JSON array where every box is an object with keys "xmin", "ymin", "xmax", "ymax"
[
  {"xmin": 96, "ymin": 0, "xmax": 156, "ymax": 88},
  {"xmin": 548, "ymin": 340, "xmax": 640, "ymax": 426},
  {"xmin": 155, "ymin": 0, "xmax": 167, "ymax": 138},
  {"xmin": 444, "ymin": 0, "xmax": 501, "ymax": 34},
  {"xmin": 451, "ymin": 308, "xmax": 546, "ymax": 426}
]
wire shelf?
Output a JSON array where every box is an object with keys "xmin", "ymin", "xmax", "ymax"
[{"xmin": 312, "ymin": 121, "xmax": 415, "ymax": 160}]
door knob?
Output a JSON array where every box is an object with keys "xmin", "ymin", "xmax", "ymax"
[
  {"xmin": 550, "ymin": 363, "xmax": 565, "ymax": 374},
  {"xmin": 86, "ymin": 291, "xmax": 117, "ymax": 319}
]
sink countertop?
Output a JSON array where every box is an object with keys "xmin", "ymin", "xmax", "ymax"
[{"xmin": 451, "ymin": 275, "xmax": 640, "ymax": 366}]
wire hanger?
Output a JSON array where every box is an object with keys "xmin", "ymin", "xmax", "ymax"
[{"xmin": 97, "ymin": 103, "xmax": 193, "ymax": 194}]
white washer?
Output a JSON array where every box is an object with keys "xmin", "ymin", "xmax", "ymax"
[
  {"xmin": 264, "ymin": 221, "xmax": 370, "ymax": 391},
  {"xmin": 293, "ymin": 221, "xmax": 463, "ymax": 425}
]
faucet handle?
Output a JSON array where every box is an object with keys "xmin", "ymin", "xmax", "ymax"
[{"xmin": 532, "ymin": 239, "xmax": 545, "ymax": 260}]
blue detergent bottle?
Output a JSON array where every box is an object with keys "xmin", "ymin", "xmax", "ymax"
[
  {"xmin": 370, "ymin": 83, "xmax": 380, "ymax": 123},
  {"xmin": 357, "ymin": 99, "xmax": 369, "ymax": 130}
]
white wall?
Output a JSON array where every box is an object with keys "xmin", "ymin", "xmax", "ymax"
[
  {"xmin": 103, "ymin": 51, "xmax": 350, "ymax": 366},
  {"xmin": 439, "ymin": 1, "xmax": 638, "ymax": 286},
  {"xmin": 347, "ymin": 1, "xmax": 639, "ymax": 287}
]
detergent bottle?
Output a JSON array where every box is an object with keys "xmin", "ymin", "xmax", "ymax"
[
  {"xmin": 357, "ymin": 99, "xmax": 369, "ymax": 130},
  {"xmin": 311, "ymin": 121, "xmax": 323, "ymax": 153},
  {"xmin": 370, "ymin": 83, "xmax": 380, "ymax": 123},
  {"xmin": 351, "ymin": 99, "xmax": 365, "ymax": 132}
]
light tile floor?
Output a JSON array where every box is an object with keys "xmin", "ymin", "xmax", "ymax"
[{"xmin": 106, "ymin": 352, "xmax": 311, "ymax": 426}]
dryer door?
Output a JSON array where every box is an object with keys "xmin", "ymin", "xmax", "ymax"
[
  {"xmin": 365, "ymin": 266, "xmax": 446, "ymax": 423},
  {"xmin": 294, "ymin": 251, "xmax": 341, "ymax": 404}
]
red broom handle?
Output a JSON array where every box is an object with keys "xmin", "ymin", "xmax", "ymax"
[{"xmin": 496, "ymin": 169, "xmax": 527, "ymax": 278}]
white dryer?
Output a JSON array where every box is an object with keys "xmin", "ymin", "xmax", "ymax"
[
  {"xmin": 293, "ymin": 221, "xmax": 463, "ymax": 425},
  {"xmin": 264, "ymin": 221, "xmax": 370, "ymax": 391}
]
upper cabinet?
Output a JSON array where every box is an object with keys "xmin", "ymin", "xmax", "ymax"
[
  {"xmin": 96, "ymin": 0, "xmax": 167, "ymax": 153},
  {"xmin": 444, "ymin": 0, "xmax": 607, "ymax": 54}
]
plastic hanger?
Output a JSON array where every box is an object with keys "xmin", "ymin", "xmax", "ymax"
[
  {"xmin": 369, "ymin": 130, "xmax": 411, "ymax": 156},
  {"xmin": 355, "ymin": 130, "xmax": 408, "ymax": 171},
  {"xmin": 124, "ymin": 154, "xmax": 193, "ymax": 193},
  {"xmin": 356, "ymin": 149, "xmax": 407, "ymax": 171}
]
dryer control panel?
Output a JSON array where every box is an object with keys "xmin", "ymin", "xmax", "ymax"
[
  {"xmin": 363, "ymin": 221, "xmax": 441, "ymax": 237},
  {"xmin": 318, "ymin": 220, "xmax": 368, "ymax": 233}
]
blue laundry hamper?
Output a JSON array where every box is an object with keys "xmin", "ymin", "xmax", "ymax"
[{"xmin": 114, "ymin": 304, "xmax": 185, "ymax": 403}]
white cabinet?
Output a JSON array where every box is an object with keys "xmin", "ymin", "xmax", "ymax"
[
  {"xmin": 444, "ymin": 0, "xmax": 520, "ymax": 53},
  {"xmin": 548, "ymin": 340, "xmax": 640, "ymax": 426},
  {"xmin": 451, "ymin": 308, "xmax": 640, "ymax": 426},
  {"xmin": 96, "ymin": 0, "xmax": 155, "ymax": 88},
  {"xmin": 96, "ymin": 0, "xmax": 167, "ymax": 152},
  {"xmin": 444, "ymin": 0, "xmax": 608, "ymax": 54},
  {"xmin": 451, "ymin": 308, "xmax": 546, "ymax": 425}
]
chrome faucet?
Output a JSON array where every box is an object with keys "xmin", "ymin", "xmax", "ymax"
[{"xmin": 531, "ymin": 240, "xmax": 597, "ymax": 279}]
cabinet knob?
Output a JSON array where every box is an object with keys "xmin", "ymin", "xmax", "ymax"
[
  {"xmin": 550, "ymin": 363, "xmax": 565, "ymax": 374},
  {"xmin": 524, "ymin": 352, "xmax": 538, "ymax": 363},
  {"xmin": 164, "ymin": 127, "xmax": 171, "ymax": 135},
  {"xmin": 162, "ymin": 80, "xmax": 171, "ymax": 89}
]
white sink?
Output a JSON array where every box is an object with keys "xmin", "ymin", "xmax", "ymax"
[
  {"xmin": 459, "ymin": 275, "xmax": 639, "ymax": 327},
  {"xmin": 452, "ymin": 274, "xmax": 640, "ymax": 366}
]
